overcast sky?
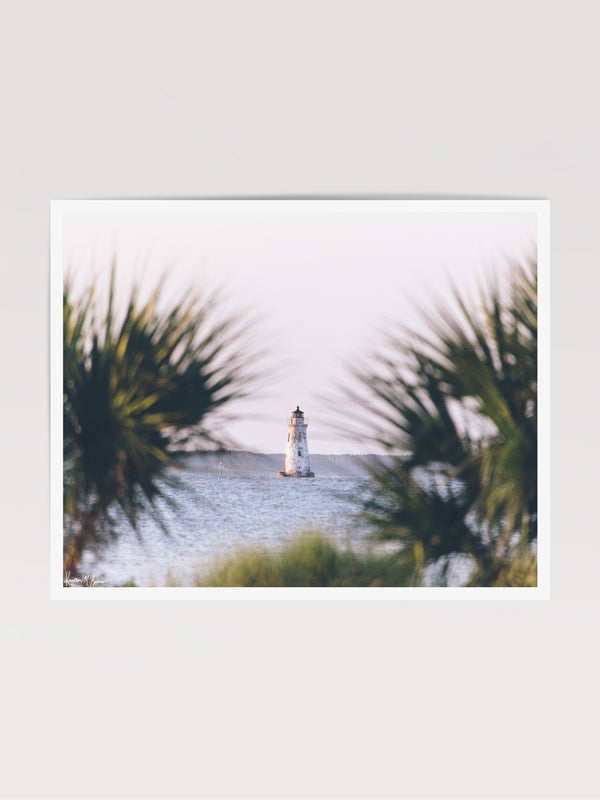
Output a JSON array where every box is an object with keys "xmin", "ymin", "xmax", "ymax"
[{"xmin": 62, "ymin": 201, "xmax": 536, "ymax": 454}]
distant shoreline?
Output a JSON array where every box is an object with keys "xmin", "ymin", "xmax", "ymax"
[{"xmin": 170, "ymin": 450, "xmax": 399, "ymax": 477}]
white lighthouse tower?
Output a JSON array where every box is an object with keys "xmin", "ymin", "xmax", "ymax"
[{"xmin": 278, "ymin": 406, "xmax": 315, "ymax": 477}]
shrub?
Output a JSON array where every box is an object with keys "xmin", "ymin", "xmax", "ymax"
[{"xmin": 199, "ymin": 531, "xmax": 418, "ymax": 587}]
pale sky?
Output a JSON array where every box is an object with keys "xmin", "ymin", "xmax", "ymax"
[{"xmin": 62, "ymin": 201, "xmax": 537, "ymax": 454}]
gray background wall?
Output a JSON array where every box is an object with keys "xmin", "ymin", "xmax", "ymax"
[{"xmin": 1, "ymin": 1, "xmax": 598, "ymax": 797}]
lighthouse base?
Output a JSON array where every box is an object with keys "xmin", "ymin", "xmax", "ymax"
[{"xmin": 277, "ymin": 471, "xmax": 315, "ymax": 478}]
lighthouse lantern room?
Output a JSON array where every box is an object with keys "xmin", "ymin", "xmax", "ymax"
[{"xmin": 278, "ymin": 406, "xmax": 315, "ymax": 477}]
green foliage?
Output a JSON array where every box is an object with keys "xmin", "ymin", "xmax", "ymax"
[
  {"xmin": 63, "ymin": 267, "xmax": 258, "ymax": 574},
  {"xmin": 198, "ymin": 531, "xmax": 417, "ymax": 587},
  {"xmin": 344, "ymin": 262, "xmax": 538, "ymax": 586},
  {"xmin": 468, "ymin": 551, "xmax": 537, "ymax": 588}
]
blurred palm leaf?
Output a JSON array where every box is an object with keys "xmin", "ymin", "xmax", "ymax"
[
  {"xmin": 342, "ymin": 261, "xmax": 537, "ymax": 586},
  {"xmin": 63, "ymin": 267, "xmax": 260, "ymax": 573}
]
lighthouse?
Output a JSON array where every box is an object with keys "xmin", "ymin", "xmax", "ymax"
[{"xmin": 278, "ymin": 406, "xmax": 315, "ymax": 477}]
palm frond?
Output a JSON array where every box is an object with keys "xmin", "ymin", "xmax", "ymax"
[
  {"xmin": 63, "ymin": 266, "xmax": 262, "ymax": 573},
  {"xmin": 337, "ymin": 260, "xmax": 537, "ymax": 586}
]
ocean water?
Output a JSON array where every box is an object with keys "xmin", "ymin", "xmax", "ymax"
[{"xmin": 79, "ymin": 471, "xmax": 375, "ymax": 586}]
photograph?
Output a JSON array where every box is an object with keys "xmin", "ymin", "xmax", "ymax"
[{"xmin": 53, "ymin": 199, "xmax": 547, "ymax": 592}]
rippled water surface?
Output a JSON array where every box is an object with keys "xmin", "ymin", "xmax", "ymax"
[{"xmin": 80, "ymin": 471, "xmax": 375, "ymax": 586}]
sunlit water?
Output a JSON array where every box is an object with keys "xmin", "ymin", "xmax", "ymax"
[{"xmin": 79, "ymin": 471, "xmax": 376, "ymax": 586}]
